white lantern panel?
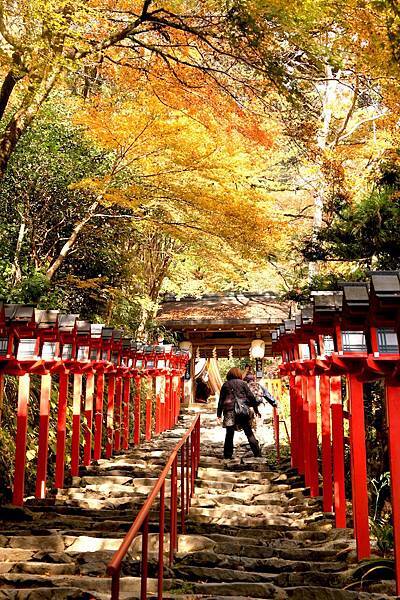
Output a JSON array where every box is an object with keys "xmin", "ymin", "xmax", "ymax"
[
  {"xmin": 77, "ymin": 346, "xmax": 89, "ymax": 360},
  {"xmin": 377, "ymin": 328, "xmax": 399, "ymax": 354},
  {"xmin": 62, "ymin": 344, "xmax": 73, "ymax": 359},
  {"xmin": 341, "ymin": 331, "xmax": 367, "ymax": 353},
  {"xmin": 0, "ymin": 337, "xmax": 8, "ymax": 356},
  {"xmin": 17, "ymin": 338, "xmax": 37, "ymax": 360},
  {"xmin": 42, "ymin": 341, "xmax": 57, "ymax": 360}
]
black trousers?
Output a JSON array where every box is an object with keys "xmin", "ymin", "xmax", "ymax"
[{"xmin": 224, "ymin": 418, "xmax": 260, "ymax": 458}]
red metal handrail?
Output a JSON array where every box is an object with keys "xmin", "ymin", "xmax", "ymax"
[{"xmin": 107, "ymin": 415, "xmax": 201, "ymax": 600}]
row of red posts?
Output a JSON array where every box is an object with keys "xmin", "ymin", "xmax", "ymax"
[
  {"xmin": 272, "ymin": 271, "xmax": 400, "ymax": 594},
  {"xmin": 0, "ymin": 302, "xmax": 188, "ymax": 506}
]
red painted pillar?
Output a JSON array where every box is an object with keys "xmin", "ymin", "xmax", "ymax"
[
  {"xmin": 295, "ymin": 375, "xmax": 304, "ymax": 474},
  {"xmin": 55, "ymin": 371, "xmax": 69, "ymax": 488},
  {"xmin": 122, "ymin": 377, "xmax": 130, "ymax": 450},
  {"xmin": 164, "ymin": 375, "xmax": 170, "ymax": 433},
  {"xmin": 320, "ymin": 374, "xmax": 333, "ymax": 512},
  {"xmin": 145, "ymin": 376, "xmax": 153, "ymax": 441},
  {"xmin": 83, "ymin": 371, "xmax": 94, "ymax": 466},
  {"xmin": 36, "ymin": 373, "xmax": 52, "ymax": 498},
  {"xmin": 302, "ymin": 375, "xmax": 311, "ymax": 485},
  {"xmin": 385, "ymin": 382, "xmax": 400, "ymax": 595},
  {"xmin": 93, "ymin": 371, "xmax": 104, "ymax": 461},
  {"xmin": 71, "ymin": 373, "xmax": 82, "ymax": 477},
  {"xmin": 171, "ymin": 376, "xmax": 177, "ymax": 425},
  {"xmin": 307, "ymin": 372, "xmax": 319, "ymax": 497},
  {"xmin": 155, "ymin": 376, "xmax": 161, "ymax": 435},
  {"xmin": 133, "ymin": 376, "xmax": 141, "ymax": 445},
  {"xmin": 13, "ymin": 373, "xmax": 30, "ymax": 506},
  {"xmin": 168, "ymin": 375, "xmax": 174, "ymax": 429},
  {"xmin": 289, "ymin": 374, "xmax": 297, "ymax": 469},
  {"xmin": 348, "ymin": 374, "xmax": 370, "ymax": 559},
  {"xmin": 106, "ymin": 374, "xmax": 116, "ymax": 458},
  {"xmin": 114, "ymin": 376, "xmax": 122, "ymax": 451},
  {"xmin": 331, "ymin": 375, "xmax": 346, "ymax": 527}
]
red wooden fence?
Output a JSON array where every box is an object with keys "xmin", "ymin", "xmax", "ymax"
[
  {"xmin": 273, "ymin": 273, "xmax": 400, "ymax": 595},
  {"xmin": 0, "ymin": 303, "xmax": 188, "ymax": 506}
]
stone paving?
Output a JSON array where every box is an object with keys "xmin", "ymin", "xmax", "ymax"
[{"xmin": 0, "ymin": 403, "xmax": 396, "ymax": 599}]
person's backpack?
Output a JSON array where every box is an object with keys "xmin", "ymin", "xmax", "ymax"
[{"xmin": 247, "ymin": 381, "xmax": 265, "ymax": 405}]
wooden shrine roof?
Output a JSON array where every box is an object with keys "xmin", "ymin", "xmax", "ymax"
[
  {"xmin": 157, "ymin": 293, "xmax": 289, "ymax": 327},
  {"xmin": 157, "ymin": 293, "xmax": 290, "ymax": 358}
]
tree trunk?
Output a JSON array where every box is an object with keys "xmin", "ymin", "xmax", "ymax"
[
  {"xmin": 45, "ymin": 200, "xmax": 99, "ymax": 280},
  {"xmin": 11, "ymin": 216, "xmax": 26, "ymax": 285},
  {"xmin": 308, "ymin": 65, "xmax": 339, "ymax": 280},
  {"xmin": 0, "ymin": 67, "xmax": 61, "ymax": 180},
  {"xmin": 0, "ymin": 70, "xmax": 24, "ymax": 121}
]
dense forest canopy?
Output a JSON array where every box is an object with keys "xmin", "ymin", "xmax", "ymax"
[{"xmin": 1, "ymin": 0, "xmax": 400, "ymax": 331}]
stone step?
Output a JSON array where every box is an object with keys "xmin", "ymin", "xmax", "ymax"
[
  {"xmin": 174, "ymin": 550, "xmax": 345, "ymax": 572},
  {"xmin": 173, "ymin": 587, "xmax": 394, "ymax": 599},
  {"xmin": 0, "ymin": 414, "xmax": 394, "ymax": 599}
]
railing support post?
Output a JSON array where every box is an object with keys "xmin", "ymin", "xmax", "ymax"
[
  {"xmin": 180, "ymin": 445, "xmax": 185, "ymax": 533},
  {"xmin": 158, "ymin": 482, "xmax": 165, "ymax": 600},
  {"xmin": 141, "ymin": 515, "xmax": 149, "ymax": 600}
]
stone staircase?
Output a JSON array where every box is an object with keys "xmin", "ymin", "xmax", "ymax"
[{"xmin": 0, "ymin": 405, "xmax": 396, "ymax": 599}]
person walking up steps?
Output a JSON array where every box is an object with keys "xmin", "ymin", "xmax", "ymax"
[
  {"xmin": 217, "ymin": 367, "xmax": 261, "ymax": 459},
  {"xmin": 243, "ymin": 373, "xmax": 278, "ymax": 409}
]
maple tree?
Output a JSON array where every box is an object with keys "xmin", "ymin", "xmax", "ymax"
[{"xmin": 0, "ymin": 0, "xmax": 323, "ymax": 181}]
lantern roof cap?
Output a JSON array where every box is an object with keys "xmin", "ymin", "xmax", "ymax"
[
  {"xmin": 35, "ymin": 309, "xmax": 59, "ymax": 329},
  {"xmin": 155, "ymin": 345, "xmax": 165, "ymax": 353},
  {"xmin": 284, "ymin": 318, "xmax": 296, "ymax": 333},
  {"xmin": 301, "ymin": 306, "xmax": 313, "ymax": 325},
  {"xmin": 5, "ymin": 304, "xmax": 35, "ymax": 323},
  {"xmin": 58, "ymin": 314, "xmax": 78, "ymax": 332},
  {"xmin": 90, "ymin": 324, "xmax": 104, "ymax": 338},
  {"xmin": 370, "ymin": 271, "xmax": 400, "ymax": 299},
  {"xmin": 101, "ymin": 327, "xmax": 114, "ymax": 340},
  {"xmin": 342, "ymin": 282, "xmax": 369, "ymax": 312},
  {"xmin": 144, "ymin": 345, "xmax": 154, "ymax": 353},
  {"xmin": 76, "ymin": 320, "xmax": 91, "ymax": 336},
  {"xmin": 113, "ymin": 329, "xmax": 123, "ymax": 341},
  {"xmin": 312, "ymin": 290, "xmax": 343, "ymax": 313},
  {"xmin": 122, "ymin": 338, "xmax": 132, "ymax": 349}
]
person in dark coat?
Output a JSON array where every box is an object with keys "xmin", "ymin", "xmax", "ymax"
[{"xmin": 217, "ymin": 367, "xmax": 261, "ymax": 459}]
